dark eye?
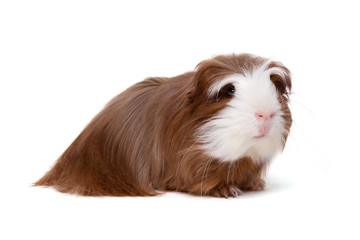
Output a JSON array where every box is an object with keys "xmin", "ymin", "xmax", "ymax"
[{"xmin": 218, "ymin": 83, "xmax": 235, "ymax": 100}]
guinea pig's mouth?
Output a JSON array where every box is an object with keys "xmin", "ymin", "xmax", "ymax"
[{"xmin": 253, "ymin": 134, "xmax": 266, "ymax": 139}]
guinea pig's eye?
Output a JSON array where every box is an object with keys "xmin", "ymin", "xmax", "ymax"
[{"xmin": 218, "ymin": 83, "xmax": 235, "ymax": 99}]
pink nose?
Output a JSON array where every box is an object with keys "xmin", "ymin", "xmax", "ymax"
[
  {"xmin": 255, "ymin": 112, "xmax": 274, "ymax": 136},
  {"xmin": 255, "ymin": 112, "xmax": 274, "ymax": 121}
]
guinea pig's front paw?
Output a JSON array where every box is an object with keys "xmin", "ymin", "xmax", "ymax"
[
  {"xmin": 245, "ymin": 179, "xmax": 266, "ymax": 191},
  {"xmin": 210, "ymin": 185, "xmax": 243, "ymax": 198}
]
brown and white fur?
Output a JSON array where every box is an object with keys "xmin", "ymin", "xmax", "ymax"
[{"xmin": 35, "ymin": 53, "xmax": 292, "ymax": 198}]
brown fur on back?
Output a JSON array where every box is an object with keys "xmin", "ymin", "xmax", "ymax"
[{"xmin": 35, "ymin": 54, "xmax": 292, "ymax": 197}]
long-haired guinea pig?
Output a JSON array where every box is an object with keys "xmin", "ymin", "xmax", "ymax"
[{"xmin": 35, "ymin": 53, "xmax": 292, "ymax": 198}]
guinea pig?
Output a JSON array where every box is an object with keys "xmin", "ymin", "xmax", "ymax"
[{"xmin": 35, "ymin": 53, "xmax": 292, "ymax": 198}]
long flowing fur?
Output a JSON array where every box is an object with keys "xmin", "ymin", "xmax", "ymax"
[{"xmin": 35, "ymin": 54, "xmax": 292, "ymax": 197}]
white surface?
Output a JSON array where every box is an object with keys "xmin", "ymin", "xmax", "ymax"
[{"xmin": 1, "ymin": 1, "xmax": 359, "ymax": 239}]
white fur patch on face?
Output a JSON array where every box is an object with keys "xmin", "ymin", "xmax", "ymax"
[{"xmin": 197, "ymin": 62, "xmax": 288, "ymax": 163}]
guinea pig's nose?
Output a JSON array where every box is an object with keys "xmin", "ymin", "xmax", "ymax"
[
  {"xmin": 255, "ymin": 112, "xmax": 275, "ymax": 137},
  {"xmin": 255, "ymin": 112, "xmax": 274, "ymax": 121}
]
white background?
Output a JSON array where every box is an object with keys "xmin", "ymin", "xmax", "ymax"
[{"xmin": 1, "ymin": 0, "xmax": 359, "ymax": 239}]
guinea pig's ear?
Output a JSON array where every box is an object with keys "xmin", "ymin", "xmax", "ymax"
[
  {"xmin": 189, "ymin": 58, "xmax": 231, "ymax": 102},
  {"xmin": 268, "ymin": 62, "xmax": 292, "ymax": 97}
]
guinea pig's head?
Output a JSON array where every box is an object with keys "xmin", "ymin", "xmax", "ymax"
[{"xmin": 190, "ymin": 54, "xmax": 292, "ymax": 163}]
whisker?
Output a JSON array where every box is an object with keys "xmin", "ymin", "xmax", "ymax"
[
  {"xmin": 226, "ymin": 162, "xmax": 232, "ymax": 186},
  {"xmin": 176, "ymin": 113, "xmax": 219, "ymax": 136},
  {"xmin": 201, "ymin": 157, "xmax": 213, "ymax": 196},
  {"xmin": 175, "ymin": 140, "xmax": 198, "ymax": 192}
]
